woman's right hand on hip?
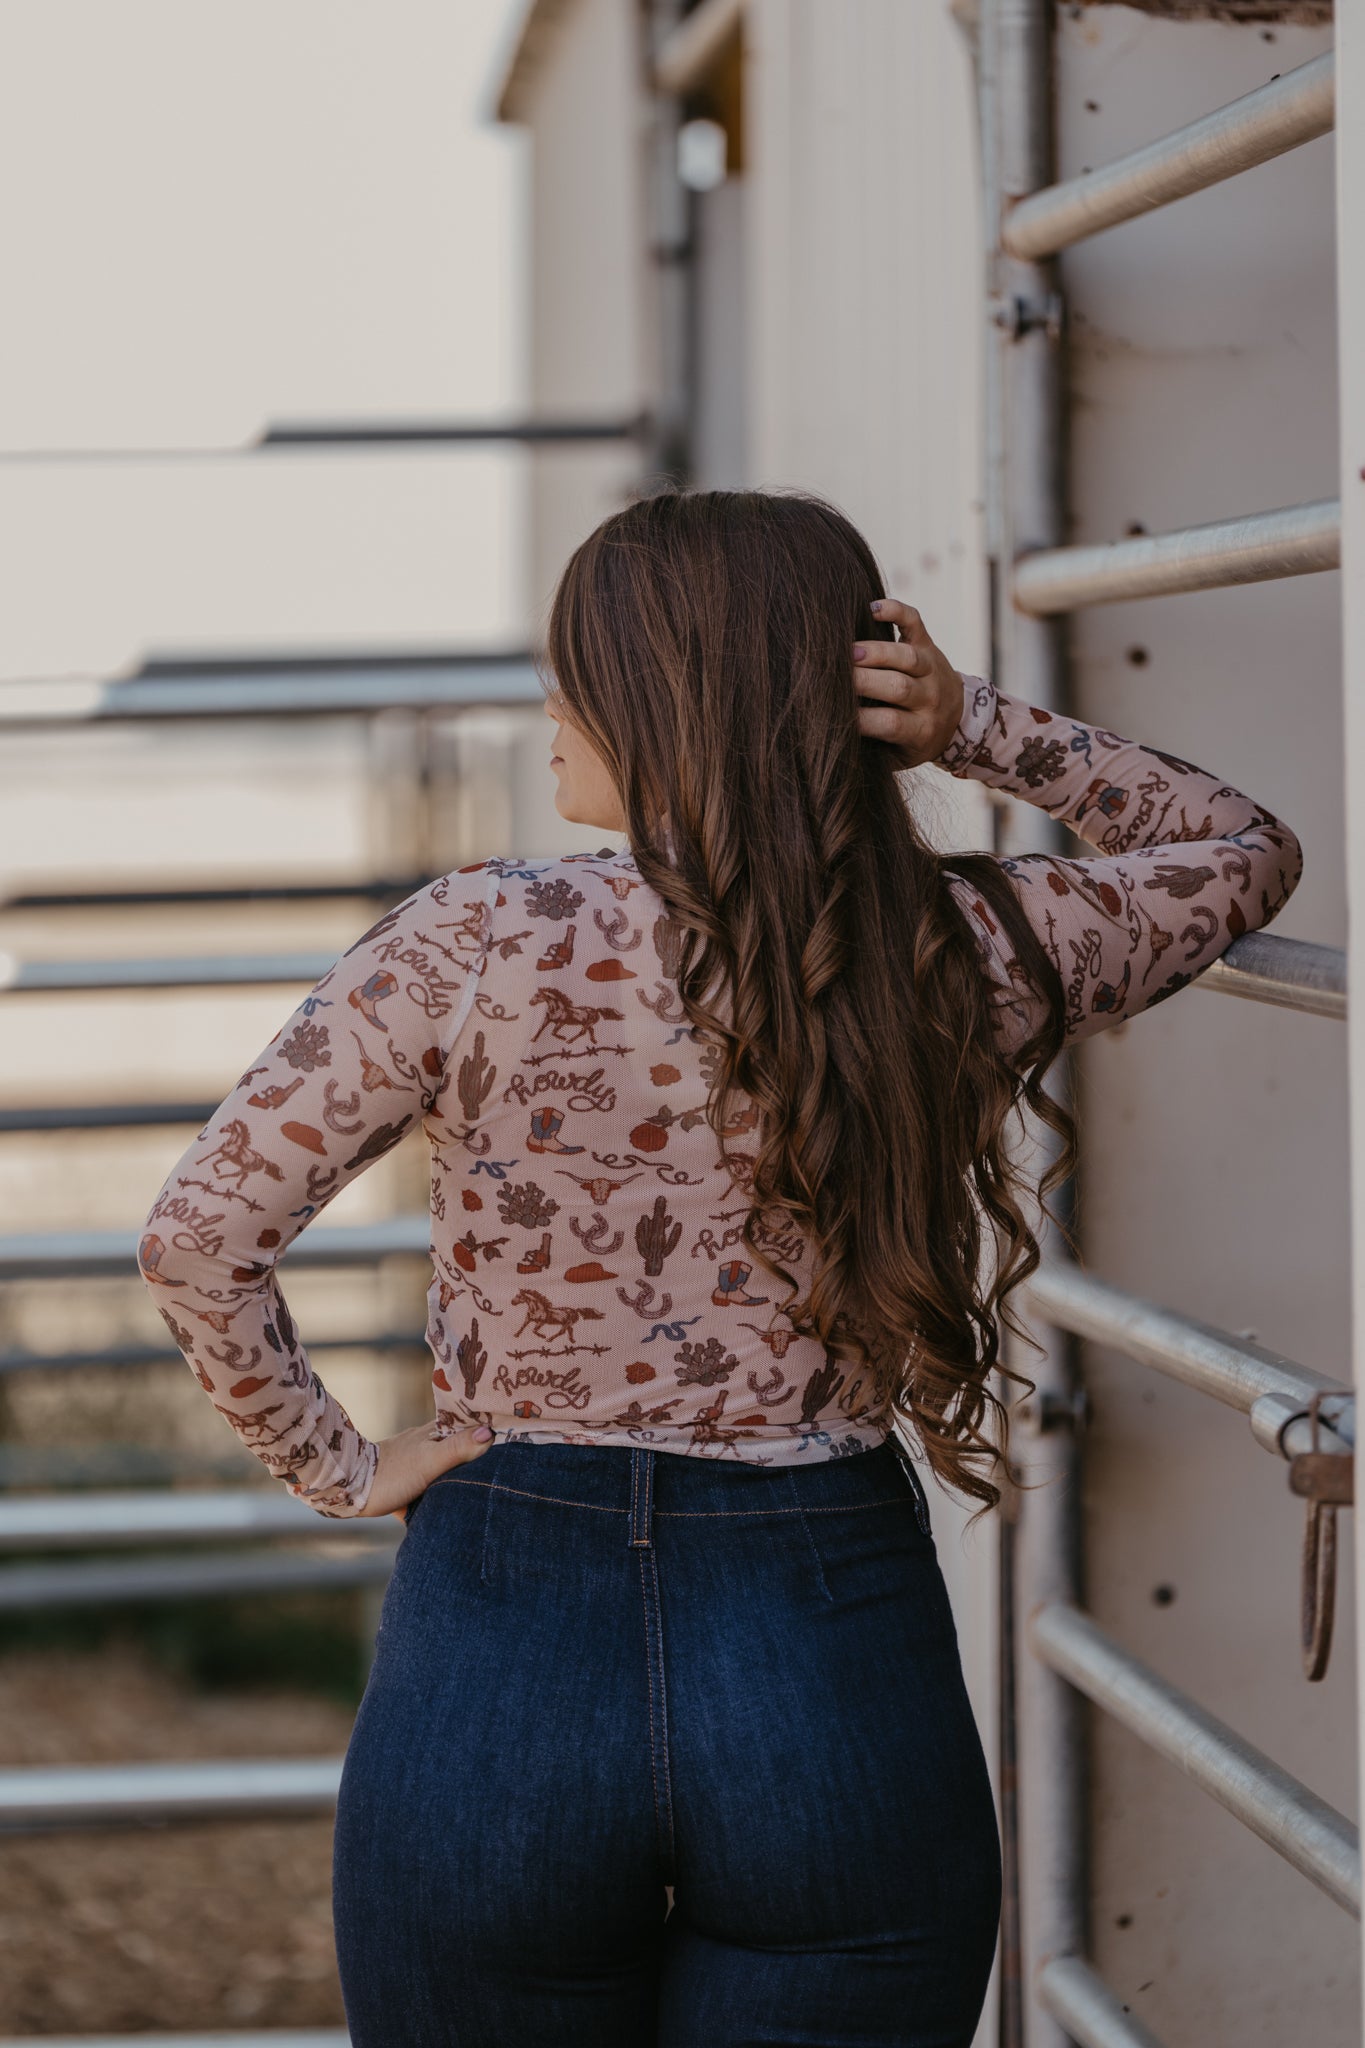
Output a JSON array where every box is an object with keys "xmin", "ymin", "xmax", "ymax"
[{"xmin": 357, "ymin": 1419, "xmax": 496, "ymax": 1523}]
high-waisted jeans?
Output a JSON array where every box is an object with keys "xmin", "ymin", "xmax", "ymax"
[{"xmin": 331, "ymin": 1436, "xmax": 1001, "ymax": 2047}]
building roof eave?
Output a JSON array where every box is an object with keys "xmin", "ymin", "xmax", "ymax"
[{"xmin": 487, "ymin": 0, "xmax": 576, "ymax": 125}]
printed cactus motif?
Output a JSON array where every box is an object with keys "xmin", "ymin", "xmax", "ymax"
[
  {"xmin": 457, "ymin": 1316, "xmax": 488, "ymax": 1399},
  {"xmin": 457, "ymin": 1030, "xmax": 497, "ymax": 1122},
  {"xmin": 674, "ymin": 1335, "xmax": 738, "ymax": 1387},
  {"xmin": 526, "ymin": 877, "xmax": 584, "ymax": 922},
  {"xmin": 800, "ymin": 1351, "xmax": 845, "ymax": 1423},
  {"xmin": 497, "ymin": 1180, "xmax": 560, "ymax": 1230},
  {"xmin": 652, "ymin": 912, "xmax": 686, "ymax": 977},
  {"xmin": 636, "ymin": 1194, "xmax": 681, "ymax": 1276}
]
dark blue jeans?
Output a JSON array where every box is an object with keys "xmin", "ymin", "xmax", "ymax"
[{"xmin": 331, "ymin": 1437, "xmax": 1001, "ymax": 2047}]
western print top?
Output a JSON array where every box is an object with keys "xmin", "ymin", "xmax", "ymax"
[{"xmin": 137, "ymin": 675, "xmax": 1302, "ymax": 1514}]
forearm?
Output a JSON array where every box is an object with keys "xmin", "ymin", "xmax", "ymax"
[
  {"xmin": 935, "ymin": 675, "xmax": 1304, "ymax": 1049},
  {"xmin": 938, "ymin": 674, "xmax": 1301, "ymax": 875},
  {"xmin": 137, "ymin": 861, "xmax": 502, "ymax": 1517}
]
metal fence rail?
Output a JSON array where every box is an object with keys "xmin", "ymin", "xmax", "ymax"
[
  {"xmin": 1035, "ymin": 1955, "xmax": 1170, "ymax": 2048},
  {"xmin": 2, "ymin": 653, "xmax": 543, "ymax": 726},
  {"xmin": 0, "ymin": 1213, "xmax": 429, "ymax": 1280},
  {"xmin": 0, "ymin": 409, "xmax": 651, "ymax": 464},
  {"xmin": 1012, "ymin": 498, "xmax": 1341, "ymax": 614},
  {"xmin": 1024, "ymin": 1259, "xmax": 1354, "ymax": 1458},
  {"xmin": 0, "ymin": 1487, "xmax": 399, "ymax": 1551},
  {"xmin": 0, "ymin": 1758, "xmax": 343, "ymax": 1831},
  {"xmin": 0, "ymin": 2035, "xmax": 349, "ymax": 2048},
  {"xmin": 1202, "ymin": 932, "xmax": 1346, "ymax": 1020},
  {"xmin": 1001, "ymin": 51, "xmax": 1335, "ymax": 261},
  {"xmin": 0, "ymin": 1101, "xmax": 218, "ymax": 1132},
  {"xmin": 0, "ymin": 1332, "xmax": 423, "ymax": 1375},
  {"xmin": 1, "ymin": 951, "xmax": 339, "ymax": 995},
  {"xmin": 0, "ymin": 1544, "xmax": 395, "ymax": 1611},
  {"xmin": 1029, "ymin": 1603, "xmax": 1360, "ymax": 1916}
]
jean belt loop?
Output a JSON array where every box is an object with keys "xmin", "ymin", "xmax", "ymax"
[{"xmin": 629, "ymin": 1447, "xmax": 656, "ymax": 1548}]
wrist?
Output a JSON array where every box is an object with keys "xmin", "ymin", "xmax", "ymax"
[{"xmin": 934, "ymin": 673, "xmax": 996, "ymax": 773}]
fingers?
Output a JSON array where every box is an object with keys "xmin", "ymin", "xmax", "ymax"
[
  {"xmin": 853, "ymin": 659, "xmax": 934, "ymax": 709},
  {"xmin": 432, "ymin": 1420, "xmax": 495, "ymax": 1466},
  {"xmin": 869, "ymin": 596, "xmax": 927, "ymax": 642},
  {"xmin": 856, "ymin": 701, "xmax": 939, "ymax": 760},
  {"xmin": 855, "ymin": 649, "xmax": 931, "ymax": 691}
]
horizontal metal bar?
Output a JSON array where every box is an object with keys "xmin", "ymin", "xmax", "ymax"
[
  {"xmin": 0, "ymin": 1486, "xmax": 400, "ymax": 1551},
  {"xmin": 0, "ymin": 1331, "xmax": 425, "ymax": 1374},
  {"xmin": 1200, "ymin": 932, "xmax": 1346, "ymax": 1020},
  {"xmin": 0, "ymin": 1211, "xmax": 429, "ymax": 1280},
  {"xmin": 1030, "ymin": 1603, "xmax": 1360, "ymax": 1915},
  {"xmin": 1002, "ymin": 52, "xmax": 1334, "ymax": 261},
  {"xmin": 0, "ymin": 1101, "xmax": 218, "ymax": 1132},
  {"xmin": 0, "ymin": 1757, "xmax": 343, "ymax": 1830},
  {"xmin": 1036, "ymin": 1955, "xmax": 1170, "ymax": 2048},
  {"xmin": 1, "ymin": 951, "xmax": 337, "ymax": 994},
  {"xmin": 0, "ymin": 656, "xmax": 543, "ymax": 727},
  {"xmin": 1012, "ymin": 499, "xmax": 1340, "ymax": 614},
  {"xmin": 1024, "ymin": 1260, "xmax": 1348, "ymax": 1422},
  {"xmin": 655, "ymin": 0, "xmax": 743, "ymax": 95},
  {"xmin": 259, "ymin": 413, "xmax": 650, "ymax": 448},
  {"xmin": 0, "ymin": 2035, "xmax": 349, "ymax": 2048},
  {"xmin": 5, "ymin": 876, "xmax": 419, "ymax": 911},
  {"xmin": 0, "ymin": 1542, "xmax": 395, "ymax": 1610},
  {"xmin": 0, "ymin": 413, "xmax": 651, "ymax": 464}
]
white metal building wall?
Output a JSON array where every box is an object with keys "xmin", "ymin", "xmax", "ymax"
[{"xmin": 1055, "ymin": 11, "xmax": 1352, "ymax": 2041}]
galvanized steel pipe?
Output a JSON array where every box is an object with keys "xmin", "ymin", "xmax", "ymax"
[
  {"xmin": 0, "ymin": 656, "xmax": 543, "ymax": 726},
  {"xmin": 0, "ymin": 1758, "xmax": 343, "ymax": 1831},
  {"xmin": 1025, "ymin": 1260, "xmax": 1349, "ymax": 1420},
  {"xmin": 0, "ymin": 1543, "xmax": 395, "ymax": 1610},
  {"xmin": 1002, "ymin": 52, "xmax": 1335, "ymax": 261},
  {"xmin": 0, "ymin": 2035, "xmax": 348, "ymax": 2048},
  {"xmin": 0, "ymin": 1486, "xmax": 400, "ymax": 1551},
  {"xmin": 1030, "ymin": 1603, "xmax": 1360, "ymax": 1915},
  {"xmin": 0, "ymin": 1212, "xmax": 429, "ymax": 1280},
  {"xmin": 1201, "ymin": 932, "xmax": 1346, "ymax": 1021},
  {"xmin": 1036, "ymin": 1955, "xmax": 1172, "ymax": 2048},
  {"xmin": 1013, "ymin": 498, "xmax": 1341, "ymax": 614}
]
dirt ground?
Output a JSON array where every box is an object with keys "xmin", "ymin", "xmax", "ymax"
[{"xmin": 0, "ymin": 1642, "xmax": 354, "ymax": 2035}]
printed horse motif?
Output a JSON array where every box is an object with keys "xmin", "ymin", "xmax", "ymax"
[{"xmin": 530, "ymin": 987, "xmax": 625, "ymax": 1046}]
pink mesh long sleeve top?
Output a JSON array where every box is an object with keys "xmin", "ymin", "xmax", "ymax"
[{"xmin": 137, "ymin": 675, "xmax": 1302, "ymax": 1512}]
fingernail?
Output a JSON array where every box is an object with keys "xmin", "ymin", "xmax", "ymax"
[
  {"xmin": 869, "ymin": 600, "xmax": 883, "ymax": 614},
  {"xmin": 852, "ymin": 645, "xmax": 866, "ymax": 661},
  {"xmin": 473, "ymin": 1424, "xmax": 494, "ymax": 1442}
]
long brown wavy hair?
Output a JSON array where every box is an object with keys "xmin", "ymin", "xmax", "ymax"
[{"xmin": 544, "ymin": 487, "xmax": 1074, "ymax": 1511}]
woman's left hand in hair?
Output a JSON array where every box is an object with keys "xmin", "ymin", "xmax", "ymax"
[{"xmin": 853, "ymin": 599, "xmax": 965, "ymax": 770}]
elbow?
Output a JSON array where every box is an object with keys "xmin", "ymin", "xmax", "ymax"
[{"xmin": 1259, "ymin": 816, "xmax": 1305, "ymax": 930}]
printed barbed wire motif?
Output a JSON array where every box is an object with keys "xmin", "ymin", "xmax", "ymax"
[{"xmin": 138, "ymin": 677, "xmax": 1302, "ymax": 1515}]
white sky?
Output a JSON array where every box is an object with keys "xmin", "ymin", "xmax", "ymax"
[{"xmin": 0, "ymin": 0, "xmax": 529, "ymax": 679}]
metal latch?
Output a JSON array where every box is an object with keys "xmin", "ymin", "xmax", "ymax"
[{"xmin": 1288, "ymin": 1391, "xmax": 1355, "ymax": 1682}]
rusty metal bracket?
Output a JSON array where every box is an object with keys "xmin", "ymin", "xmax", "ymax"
[
  {"xmin": 1288, "ymin": 1390, "xmax": 1355, "ymax": 1682},
  {"xmin": 989, "ymin": 290, "xmax": 1066, "ymax": 344}
]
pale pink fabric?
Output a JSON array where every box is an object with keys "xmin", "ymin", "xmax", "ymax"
[{"xmin": 138, "ymin": 675, "xmax": 1301, "ymax": 1513}]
